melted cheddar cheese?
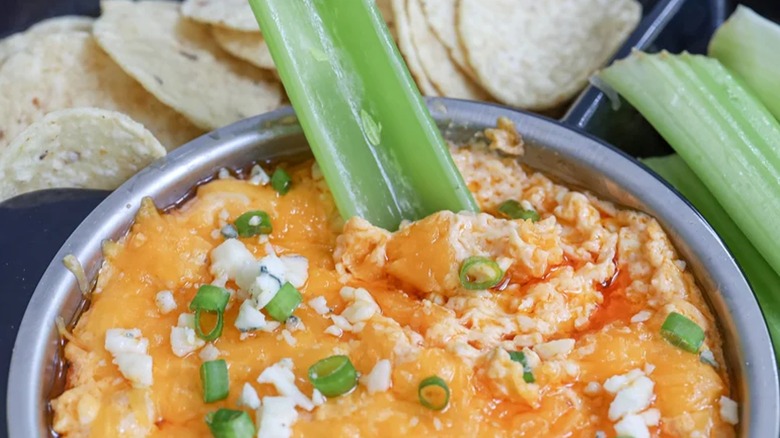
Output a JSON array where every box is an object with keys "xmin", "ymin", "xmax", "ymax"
[{"xmin": 52, "ymin": 139, "xmax": 736, "ymax": 437}]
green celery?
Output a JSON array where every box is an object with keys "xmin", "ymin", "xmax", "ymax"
[
  {"xmin": 709, "ymin": 6, "xmax": 780, "ymax": 121},
  {"xmin": 599, "ymin": 51, "xmax": 780, "ymax": 277},
  {"xmin": 248, "ymin": 0, "xmax": 477, "ymax": 230},
  {"xmin": 644, "ymin": 154, "xmax": 780, "ymax": 361}
]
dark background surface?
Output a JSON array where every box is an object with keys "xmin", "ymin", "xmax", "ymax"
[{"xmin": 0, "ymin": 0, "xmax": 779, "ymax": 436}]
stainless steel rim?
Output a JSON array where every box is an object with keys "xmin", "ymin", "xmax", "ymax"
[{"xmin": 8, "ymin": 98, "xmax": 778, "ymax": 436}]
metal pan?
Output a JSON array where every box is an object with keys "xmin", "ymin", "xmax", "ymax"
[{"xmin": 7, "ymin": 98, "xmax": 779, "ymax": 436}]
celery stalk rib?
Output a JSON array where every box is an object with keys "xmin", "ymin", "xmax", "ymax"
[
  {"xmin": 599, "ymin": 52, "xmax": 780, "ymax": 277},
  {"xmin": 644, "ymin": 155, "xmax": 780, "ymax": 362},
  {"xmin": 710, "ymin": 6, "xmax": 780, "ymax": 122},
  {"xmin": 248, "ymin": 0, "xmax": 477, "ymax": 230}
]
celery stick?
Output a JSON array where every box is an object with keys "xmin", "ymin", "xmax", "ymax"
[
  {"xmin": 710, "ymin": 6, "xmax": 780, "ymax": 122},
  {"xmin": 644, "ymin": 154, "xmax": 780, "ymax": 362},
  {"xmin": 248, "ymin": 0, "xmax": 477, "ymax": 230},
  {"xmin": 599, "ymin": 51, "xmax": 780, "ymax": 278}
]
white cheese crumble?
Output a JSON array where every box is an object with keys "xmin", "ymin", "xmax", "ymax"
[
  {"xmin": 210, "ymin": 239, "xmax": 256, "ymax": 281},
  {"xmin": 177, "ymin": 313, "xmax": 196, "ymax": 329},
  {"xmin": 170, "ymin": 326, "xmax": 205, "ymax": 357},
  {"xmin": 534, "ymin": 338, "xmax": 575, "ymax": 360},
  {"xmin": 237, "ymin": 383, "xmax": 261, "ymax": 410},
  {"xmin": 251, "ymin": 255, "xmax": 287, "ymax": 308},
  {"xmin": 154, "ymin": 290, "xmax": 177, "ymax": 314},
  {"xmin": 359, "ymin": 359, "xmax": 392, "ymax": 394},
  {"xmin": 280, "ymin": 255, "xmax": 309, "ymax": 288},
  {"xmin": 324, "ymin": 325, "xmax": 343, "ymax": 337},
  {"xmin": 630, "ymin": 310, "xmax": 652, "ymax": 323},
  {"xmin": 640, "ymin": 408, "xmax": 661, "ymax": 426},
  {"xmin": 308, "ymin": 296, "xmax": 330, "ymax": 315},
  {"xmin": 584, "ymin": 381, "xmax": 601, "ymax": 395},
  {"xmin": 199, "ymin": 343, "xmax": 220, "ymax": 362},
  {"xmin": 614, "ymin": 414, "xmax": 650, "ymax": 438},
  {"xmin": 235, "ymin": 299, "xmax": 268, "ymax": 332},
  {"xmin": 257, "ymin": 359, "xmax": 314, "ymax": 411},
  {"xmin": 339, "ymin": 287, "xmax": 380, "ymax": 327},
  {"xmin": 104, "ymin": 329, "xmax": 152, "ymax": 388},
  {"xmin": 257, "ymin": 396, "xmax": 298, "ymax": 438},
  {"xmin": 311, "ymin": 389, "xmax": 326, "ymax": 406},
  {"xmin": 249, "ymin": 164, "xmax": 271, "ymax": 186},
  {"xmin": 719, "ymin": 395, "xmax": 739, "ymax": 425},
  {"xmin": 604, "ymin": 369, "xmax": 655, "ymax": 422},
  {"xmin": 281, "ymin": 329, "xmax": 297, "ymax": 347}
]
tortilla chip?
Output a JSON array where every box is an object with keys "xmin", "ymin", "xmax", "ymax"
[
  {"xmin": 457, "ymin": 0, "xmax": 641, "ymax": 110},
  {"xmin": 391, "ymin": 0, "xmax": 438, "ymax": 96},
  {"xmin": 94, "ymin": 0, "xmax": 283, "ymax": 130},
  {"xmin": 0, "ymin": 108, "xmax": 166, "ymax": 201},
  {"xmin": 211, "ymin": 26, "xmax": 275, "ymax": 71},
  {"xmin": 419, "ymin": 0, "xmax": 474, "ymax": 78},
  {"xmin": 181, "ymin": 0, "xmax": 259, "ymax": 32},
  {"xmin": 26, "ymin": 15, "xmax": 94, "ymax": 34},
  {"xmin": 0, "ymin": 16, "xmax": 94, "ymax": 65},
  {"xmin": 407, "ymin": 0, "xmax": 488, "ymax": 100},
  {"xmin": 0, "ymin": 32, "xmax": 202, "ymax": 151}
]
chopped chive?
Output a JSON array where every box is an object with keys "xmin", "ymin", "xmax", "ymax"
[
  {"xmin": 220, "ymin": 224, "xmax": 238, "ymax": 239},
  {"xmin": 234, "ymin": 210, "xmax": 272, "ymax": 237},
  {"xmin": 418, "ymin": 375, "xmax": 450, "ymax": 411},
  {"xmin": 206, "ymin": 408, "xmax": 255, "ymax": 438},
  {"xmin": 263, "ymin": 282, "xmax": 302, "ymax": 322},
  {"xmin": 459, "ymin": 256, "xmax": 504, "ymax": 290},
  {"xmin": 660, "ymin": 312, "xmax": 705, "ymax": 353},
  {"xmin": 508, "ymin": 351, "xmax": 535, "ymax": 383},
  {"xmin": 190, "ymin": 285, "xmax": 230, "ymax": 341},
  {"xmin": 201, "ymin": 359, "xmax": 230, "ymax": 403},
  {"xmin": 308, "ymin": 355, "xmax": 358, "ymax": 397},
  {"xmin": 271, "ymin": 168, "xmax": 292, "ymax": 195},
  {"xmin": 497, "ymin": 200, "xmax": 540, "ymax": 222}
]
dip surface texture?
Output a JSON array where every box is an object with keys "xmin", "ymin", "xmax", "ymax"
[{"xmin": 52, "ymin": 142, "xmax": 735, "ymax": 437}]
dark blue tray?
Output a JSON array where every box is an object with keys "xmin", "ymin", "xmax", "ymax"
[{"xmin": 1, "ymin": 0, "xmax": 777, "ymax": 436}]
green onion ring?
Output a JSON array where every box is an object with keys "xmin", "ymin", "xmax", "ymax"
[
  {"xmin": 660, "ymin": 312, "xmax": 705, "ymax": 353},
  {"xmin": 459, "ymin": 256, "xmax": 504, "ymax": 290},
  {"xmin": 271, "ymin": 168, "xmax": 292, "ymax": 195},
  {"xmin": 206, "ymin": 408, "xmax": 255, "ymax": 438},
  {"xmin": 308, "ymin": 355, "xmax": 358, "ymax": 397},
  {"xmin": 497, "ymin": 199, "xmax": 540, "ymax": 222},
  {"xmin": 418, "ymin": 375, "xmax": 450, "ymax": 411},
  {"xmin": 264, "ymin": 282, "xmax": 302, "ymax": 322}
]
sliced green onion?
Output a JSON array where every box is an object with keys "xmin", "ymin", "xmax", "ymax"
[
  {"xmin": 263, "ymin": 282, "xmax": 302, "ymax": 322},
  {"xmin": 643, "ymin": 154, "xmax": 780, "ymax": 364},
  {"xmin": 206, "ymin": 409, "xmax": 255, "ymax": 438},
  {"xmin": 308, "ymin": 355, "xmax": 358, "ymax": 397},
  {"xmin": 497, "ymin": 200, "xmax": 540, "ymax": 222},
  {"xmin": 190, "ymin": 285, "xmax": 230, "ymax": 341},
  {"xmin": 418, "ymin": 375, "xmax": 450, "ymax": 411},
  {"xmin": 271, "ymin": 168, "xmax": 292, "ymax": 195},
  {"xmin": 248, "ymin": 0, "xmax": 477, "ymax": 231},
  {"xmin": 660, "ymin": 312, "xmax": 705, "ymax": 353},
  {"xmin": 201, "ymin": 359, "xmax": 230, "ymax": 403},
  {"xmin": 709, "ymin": 6, "xmax": 780, "ymax": 121},
  {"xmin": 599, "ymin": 51, "xmax": 780, "ymax": 278},
  {"xmin": 190, "ymin": 285, "xmax": 230, "ymax": 312},
  {"xmin": 234, "ymin": 210, "xmax": 272, "ymax": 237},
  {"xmin": 459, "ymin": 256, "xmax": 504, "ymax": 290},
  {"xmin": 508, "ymin": 351, "xmax": 535, "ymax": 383}
]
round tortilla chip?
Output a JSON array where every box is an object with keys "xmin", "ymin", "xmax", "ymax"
[
  {"xmin": 26, "ymin": 15, "xmax": 94, "ymax": 34},
  {"xmin": 211, "ymin": 26, "xmax": 275, "ymax": 70},
  {"xmin": 457, "ymin": 0, "xmax": 641, "ymax": 110},
  {"xmin": 0, "ymin": 15, "xmax": 94, "ymax": 65},
  {"xmin": 419, "ymin": 0, "xmax": 474, "ymax": 78},
  {"xmin": 391, "ymin": 0, "xmax": 438, "ymax": 96},
  {"xmin": 94, "ymin": 0, "xmax": 283, "ymax": 130},
  {"xmin": 407, "ymin": 0, "xmax": 488, "ymax": 100},
  {"xmin": 0, "ymin": 32, "xmax": 202, "ymax": 151},
  {"xmin": 0, "ymin": 108, "xmax": 166, "ymax": 201},
  {"xmin": 181, "ymin": 0, "xmax": 259, "ymax": 32}
]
